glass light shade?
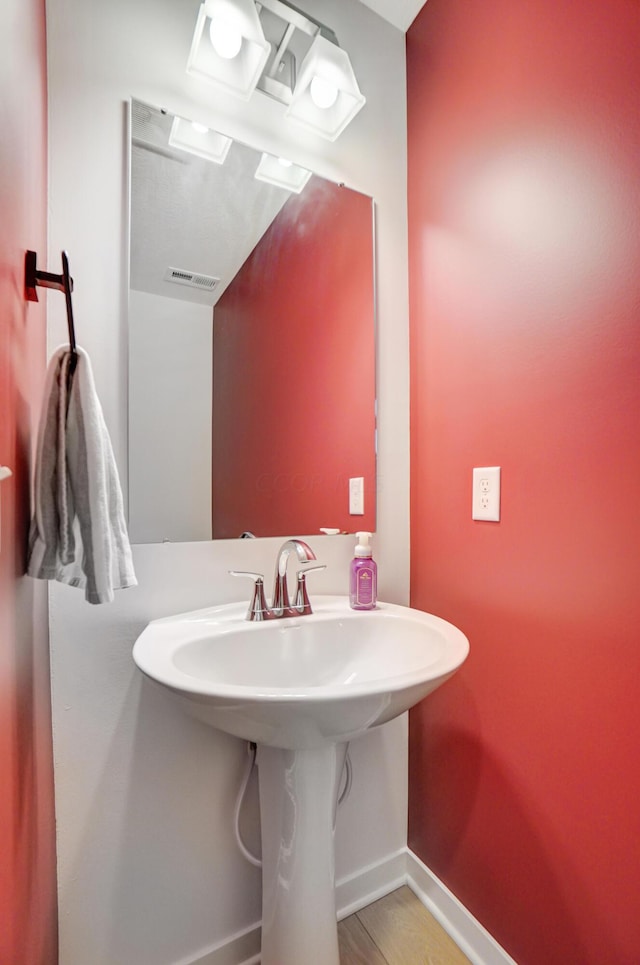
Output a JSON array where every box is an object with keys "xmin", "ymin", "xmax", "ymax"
[
  {"xmin": 309, "ymin": 76, "xmax": 339, "ymax": 110},
  {"xmin": 286, "ymin": 35, "xmax": 366, "ymax": 141},
  {"xmin": 254, "ymin": 153, "xmax": 312, "ymax": 194},
  {"xmin": 186, "ymin": 0, "xmax": 271, "ymax": 101},
  {"xmin": 209, "ymin": 17, "xmax": 243, "ymax": 59},
  {"xmin": 168, "ymin": 116, "xmax": 233, "ymax": 164}
]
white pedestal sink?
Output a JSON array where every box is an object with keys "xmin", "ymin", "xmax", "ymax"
[{"xmin": 133, "ymin": 596, "xmax": 469, "ymax": 965}]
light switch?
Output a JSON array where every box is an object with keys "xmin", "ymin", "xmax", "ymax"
[
  {"xmin": 349, "ymin": 476, "xmax": 364, "ymax": 515},
  {"xmin": 0, "ymin": 466, "xmax": 12, "ymax": 553},
  {"xmin": 472, "ymin": 466, "xmax": 500, "ymax": 521}
]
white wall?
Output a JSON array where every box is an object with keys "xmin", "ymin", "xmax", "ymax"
[
  {"xmin": 128, "ymin": 289, "xmax": 213, "ymax": 543},
  {"xmin": 46, "ymin": 0, "xmax": 410, "ymax": 961}
]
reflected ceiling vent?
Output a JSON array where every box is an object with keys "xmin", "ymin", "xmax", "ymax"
[
  {"xmin": 131, "ymin": 101, "xmax": 173, "ymax": 151},
  {"xmin": 163, "ymin": 267, "xmax": 220, "ymax": 292}
]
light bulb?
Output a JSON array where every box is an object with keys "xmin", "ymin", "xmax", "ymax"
[
  {"xmin": 278, "ymin": 157, "xmax": 293, "ymax": 167},
  {"xmin": 209, "ymin": 18, "xmax": 242, "ymax": 59},
  {"xmin": 309, "ymin": 75, "xmax": 339, "ymax": 110},
  {"xmin": 191, "ymin": 122, "xmax": 209, "ymax": 134}
]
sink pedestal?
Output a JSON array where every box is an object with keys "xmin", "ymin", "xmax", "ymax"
[{"xmin": 257, "ymin": 742, "xmax": 348, "ymax": 965}]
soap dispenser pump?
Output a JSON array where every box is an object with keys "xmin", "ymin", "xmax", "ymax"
[{"xmin": 349, "ymin": 531, "xmax": 377, "ymax": 610}]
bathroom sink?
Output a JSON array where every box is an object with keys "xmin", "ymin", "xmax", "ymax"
[
  {"xmin": 133, "ymin": 596, "xmax": 469, "ymax": 749},
  {"xmin": 134, "ymin": 595, "xmax": 469, "ymax": 964}
]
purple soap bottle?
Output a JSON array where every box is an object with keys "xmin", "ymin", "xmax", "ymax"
[{"xmin": 349, "ymin": 532, "xmax": 377, "ymax": 610}]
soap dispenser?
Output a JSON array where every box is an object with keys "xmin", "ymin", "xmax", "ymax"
[{"xmin": 349, "ymin": 531, "xmax": 377, "ymax": 610}]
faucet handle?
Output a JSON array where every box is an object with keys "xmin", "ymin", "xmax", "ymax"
[
  {"xmin": 229, "ymin": 570, "xmax": 276, "ymax": 622},
  {"xmin": 293, "ymin": 564, "xmax": 327, "ymax": 616}
]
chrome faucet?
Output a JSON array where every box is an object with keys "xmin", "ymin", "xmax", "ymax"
[
  {"xmin": 230, "ymin": 538, "xmax": 326, "ymax": 621},
  {"xmin": 272, "ymin": 539, "xmax": 317, "ymax": 615}
]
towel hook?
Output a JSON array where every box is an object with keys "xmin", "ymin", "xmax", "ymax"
[{"xmin": 25, "ymin": 250, "xmax": 77, "ymax": 362}]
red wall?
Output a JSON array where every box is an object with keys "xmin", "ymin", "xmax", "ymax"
[
  {"xmin": 212, "ymin": 178, "xmax": 375, "ymax": 538},
  {"xmin": 0, "ymin": 0, "xmax": 58, "ymax": 960},
  {"xmin": 407, "ymin": 1, "xmax": 640, "ymax": 963}
]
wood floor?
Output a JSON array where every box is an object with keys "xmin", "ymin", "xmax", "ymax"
[{"xmin": 338, "ymin": 886, "xmax": 472, "ymax": 965}]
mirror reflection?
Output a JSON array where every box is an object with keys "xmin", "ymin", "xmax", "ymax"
[{"xmin": 128, "ymin": 99, "xmax": 376, "ymax": 542}]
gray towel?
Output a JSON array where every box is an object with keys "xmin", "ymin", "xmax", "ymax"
[{"xmin": 27, "ymin": 346, "xmax": 137, "ymax": 604}]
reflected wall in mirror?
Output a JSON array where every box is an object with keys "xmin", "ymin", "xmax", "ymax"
[{"xmin": 128, "ymin": 99, "xmax": 376, "ymax": 542}]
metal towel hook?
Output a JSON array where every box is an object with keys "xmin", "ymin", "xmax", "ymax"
[{"xmin": 25, "ymin": 249, "xmax": 78, "ymax": 368}]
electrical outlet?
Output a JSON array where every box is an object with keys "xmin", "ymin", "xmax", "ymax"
[{"xmin": 472, "ymin": 467, "xmax": 500, "ymax": 521}]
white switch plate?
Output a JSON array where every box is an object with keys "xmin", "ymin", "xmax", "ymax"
[
  {"xmin": 472, "ymin": 467, "xmax": 501, "ymax": 521},
  {"xmin": 349, "ymin": 476, "xmax": 364, "ymax": 515},
  {"xmin": 0, "ymin": 466, "xmax": 12, "ymax": 553}
]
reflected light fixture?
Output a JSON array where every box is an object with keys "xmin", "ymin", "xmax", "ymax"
[
  {"xmin": 187, "ymin": 0, "xmax": 366, "ymax": 140},
  {"xmin": 254, "ymin": 153, "xmax": 312, "ymax": 193},
  {"xmin": 168, "ymin": 115, "xmax": 233, "ymax": 164}
]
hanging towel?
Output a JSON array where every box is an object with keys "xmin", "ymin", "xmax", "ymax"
[{"xmin": 27, "ymin": 346, "xmax": 137, "ymax": 604}]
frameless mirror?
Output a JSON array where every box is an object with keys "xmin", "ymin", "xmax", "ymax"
[{"xmin": 128, "ymin": 99, "xmax": 376, "ymax": 542}]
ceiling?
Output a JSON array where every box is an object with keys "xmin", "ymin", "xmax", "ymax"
[
  {"xmin": 130, "ymin": 101, "xmax": 291, "ymax": 306},
  {"xmin": 357, "ymin": 0, "xmax": 426, "ymax": 32}
]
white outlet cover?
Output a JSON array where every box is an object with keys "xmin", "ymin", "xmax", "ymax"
[{"xmin": 472, "ymin": 466, "xmax": 501, "ymax": 522}]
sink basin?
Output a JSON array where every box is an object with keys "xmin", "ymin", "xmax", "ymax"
[{"xmin": 133, "ymin": 595, "xmax": 469, "ymax": 749}]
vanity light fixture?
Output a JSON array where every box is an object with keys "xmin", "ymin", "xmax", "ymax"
[
  {"xmin": 168, "ymin": 115, "xmax": 233, "ymax": 164},
  {"xmin": 186, "ymin": 0, "xmax": 366, "ymax": 140},
  {"xmin": 285, "ymin": 34, "xmax": 366, "ymax": 141},
  {"xmin": 254, "ymin": 153, "xmax": 312, "ymax": 193}
]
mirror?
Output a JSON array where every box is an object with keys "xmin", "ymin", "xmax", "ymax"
[{"xmin": 128, "ymin": 99, "xmax": 376, "ymax": 542}]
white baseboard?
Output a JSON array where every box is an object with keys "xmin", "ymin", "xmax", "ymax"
[
  {"xmin": 181, "ymin": 848, "xmax": 516, "ymax": 965},
  {"xmin": 177, "ymin": 921, "xmax": 261, "ymax": 965},
  {"xmin": 336, "ymin": 847, "xmax": 409, "ymax": 920},
  {"xmin": 405, "ymin": 850, "xmax": 518, "ymax": 965}
]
